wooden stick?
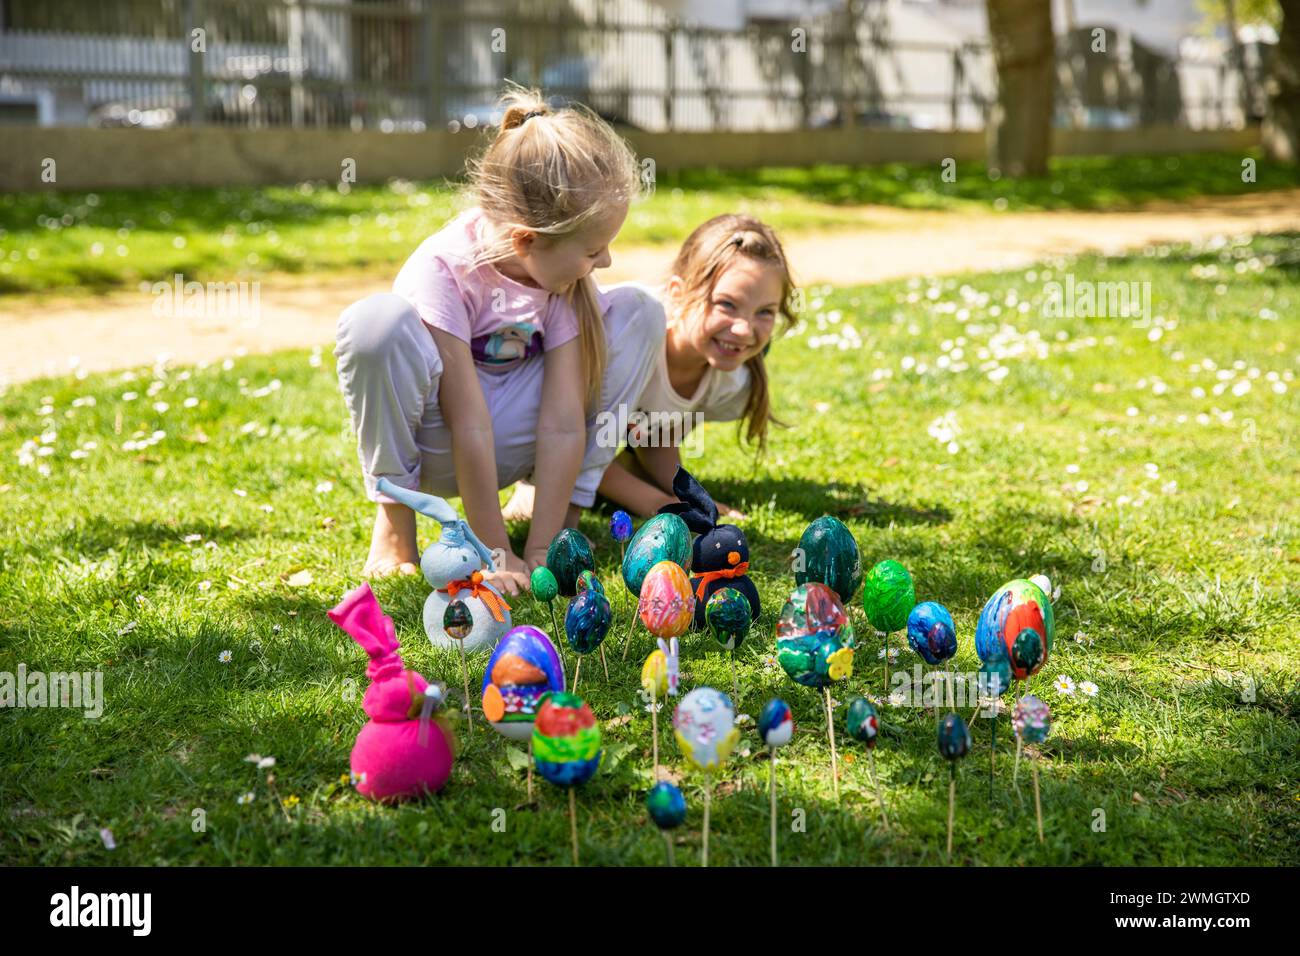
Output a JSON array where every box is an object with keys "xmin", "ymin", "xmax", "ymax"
[
  {"xmin": 946, "ymin": 661, "xmax": 955, "ymax": 710},
  {"xmin": 769, "ymin": 752, "xmax": 778, "ymax": 867},
  {"xmin": 572, "ymin": 656, "xmax": 582, "ymax": 693},
  {"xmin": 548, "ymin": 603, "xmax": 565, "ymax": 668},
  {"xmin": 651, "ymin": 698, "xmax": 659, "ymax": 780},
  {"xmin": 883, "ymin": 630, "xmax": 891, "ymax": 693},
  {"xmin": 527, "ymin": 738, "xmax": 533, "ymax": 802},
  {"xmin": 730, "ymin": 651, "xmax": 739, "ymax": 707},
  {"xmin": 568, "ymin": 788, "xmax": 579, "ymax": 866},
  {"xmin": 1033, "ymin": 759, "xmax": 1044, "ymax": 843},
  {"xmin": 459, "ymin": 642, "xmax": 472, "ymax": 734},
  {"xmin": 1013, "ymin": 733, "xmax": 1024, "ymax": 792},
  {"xmin": 703, "ymin": 776, "xmax": 712, "ymax": 868},
  {"xmin": 947, "ymin": 764, "xmax": 956, "ymax": 863},
  {"xmin": 823, "ymin": 685, "xmax": 840, "ymax": 799},
  {"xmin": 989, "ymin": 711, "xmax": 996, "ymax": 802},
  {"xmin": 868, "ymin": 749, "xmax": 890, "ymax": 829},
  {"xmin": 599, "ymin": 644, "xmax": 609, "ymax": 682},
  {"xmin": 664, "ymin": 830, "xmax": 674, "ymax": 867},
  {"xmin": 620, "ymin": 601, "xmax": 638, "ymax": 661}
]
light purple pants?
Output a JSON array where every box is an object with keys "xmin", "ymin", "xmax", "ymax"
[{"xmin": 335, "ymin": 284, "xmax": 665, "ymax": 508}]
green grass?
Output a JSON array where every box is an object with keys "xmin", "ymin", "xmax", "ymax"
[
  {"xmin": 1, "ymin": 233, "xmax": 1297, "ymax": 866},
  {"xmin": 2, "ymin": 151, "xmax": 1297, "ymax": 296}
]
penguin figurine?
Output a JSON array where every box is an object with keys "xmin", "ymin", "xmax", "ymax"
[{"xmin": 657, "ymin": 466, "xmax": 760, "ymax": 629}]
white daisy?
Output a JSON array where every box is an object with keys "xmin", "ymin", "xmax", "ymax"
[
  {"xmin": 1079, "ymin": 680, "xmax": 1099, "ymax": 698},
  {"xmin": 218, "ymin": 649, "xmax": 232, "ymax": 663},
  {"xmin": 1054, "ymin": 674, "xmax": 1076, "ymax": 696}
]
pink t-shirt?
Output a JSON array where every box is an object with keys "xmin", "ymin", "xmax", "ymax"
[{"xmin": 393, "ymin": 208, "xmax": 582, "ymax": 372}]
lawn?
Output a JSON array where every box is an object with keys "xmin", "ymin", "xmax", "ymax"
[
  {"xmin": 1, "ymin": 233, "xmax": 1296, "ymax": 866},
  {"xmin": 2, "ymin": 151, "xmax": 1297, "ymax": 295}
]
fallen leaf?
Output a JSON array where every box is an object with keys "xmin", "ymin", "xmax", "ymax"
[{"xmin": 282, "ymin": 569, "xmax": 314, "ymax": 588}]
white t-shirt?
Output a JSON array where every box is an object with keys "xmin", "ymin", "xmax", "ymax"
[{"xmin": 611, "ymin": 282, "xmax": 752, "ymax": 449}]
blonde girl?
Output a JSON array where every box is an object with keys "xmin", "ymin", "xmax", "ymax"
[
  {"xmin": 335, "ymin": 88, "xmax": 665, "ymax": 594},
  {"xmin": 597, "ymin": 214, "xmax": 795, "ymax": 516}
]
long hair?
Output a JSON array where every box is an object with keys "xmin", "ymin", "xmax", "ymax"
[
  {"xmin": 667, "ymin": 214, "xmax": 796, "ymax": 452},
  {"xmin": 466, "ymin": 85, "xmax": 643, "ymax": 409}
]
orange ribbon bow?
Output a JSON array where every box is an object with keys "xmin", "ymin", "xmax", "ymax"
[
  {"xmin": 694, "ymin": 561, "xmax": 750, "ymax": 600},
  {"xmin": 442, "ymin": 571, "xmax": 511, "ymax": 623}
]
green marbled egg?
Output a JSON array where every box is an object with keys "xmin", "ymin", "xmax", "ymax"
[
  {"xmin": 793, "ymin": 516, "xmax": 863, "ymax": 604},
  {"xmin": 621, "ymin": 512, "xmax": 691, "ymax": 597},
  {"xmin": 862, "ymin": 559, "xmax": 915, "ymax": 633},
  {"xmin": 546, "ymin": 529, "xmax": 594, "ymax": 597},
  {"xmin": 705, "ymin": 586, "xmax": 751, "ymax": 650}
]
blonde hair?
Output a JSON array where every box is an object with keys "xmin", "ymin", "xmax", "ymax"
[
  {"xmin": 668, "ymin": 214, "xmax": 795, "ymax": 452},
  {"xmin": 467, "ymin": 85, "xmax": 643, "ymax": 409}
]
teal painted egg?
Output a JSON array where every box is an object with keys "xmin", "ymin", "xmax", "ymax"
[
  {"xmin": 621, "ymin": 513, "xmax": 691, "ymax": 597},
  {"xmin": 705, "ymin": 586, "xmax": 751, "ymax": 651},
  {"xmin": 794, "ymin": 516, "xmax": 863, "ymax": 604},
  {"xmin": 546, "ymin": 529, "xmax": 595, "ymax": 597},
  {"xmin": 845, "ymin": 696, "xmax": 880, "ymax": 748},
  {"xmin": 862, "ymin": 560, "xmax": 915, "ymax": 633}
]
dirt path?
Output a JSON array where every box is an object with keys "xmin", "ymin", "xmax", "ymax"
[{"xmin": 3, "ymin": 190, "xmax": 1297, "ymax": 387}]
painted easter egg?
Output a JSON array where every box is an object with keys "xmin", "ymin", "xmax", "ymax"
[
  {"xmin": 758, "ymin": 698, "xmax": 794, "ymax": 749},
  {"xmin": 480, "ymin": 625, "xmax": 565, "ymax": 742},
  {"xmin": 974, "ymin": 578, "xmax": 1055, "ymax": 673},
  {"xmin": 845, "ymin": 696, "xmax": 880, "ymax": 748},
  {"xmin": 862, "ymin": 560, "xmax": 915, "ymax": 634},
  {"xmin": 641, "ymin": 649, "xmax": 668, "ymax": 699},
  {"xmin": 646, "ymin": 781, "xmax": 687, "ymax": 830},
  {"xmin": 705, "ymin": 586, "xmax": 752, "ymax": 651},
  {"xmin": 622, "ymin": 513, "xmax": 692, "ymax": 597},
  {"xmin": 906, "ymin": 601, "xmax": 957, "ymax": 665},
  {"xmin": 576, "ymin": 569, "xmax": 605, "ymax": 596},
  {"xmin": 794, "ymin": 516, "xmax": 863, "ymax": 604},
  {"xmin": 424, "ymin": 585, "xmax": 510, "ymax": 654},
  {"xmin": 546, "ymin": 529, "xmax": 595, "ymax": 597},
  {"xmin": 979, "ymin": 653, "xmax": 1013, "ymax": 699},
  {"xmin": 610, "ymin": 510, "xmax": 634, "ymax": 544},
  {"xmin": 937, "ymin": 712, "xmax": 971, "ymax": 761},
  {"xmin": 443, "ymin": 600, "xmax": 473, "ymax": 641},
  {"xmin": 775, "ymin": 582, "xmax": 857, "ymax": 688},
  {"xmin": 1012, "ymin": 694, "xmax": 1052, "ymax": 744},
  {"xmin": 564, "ymin": 582, "xmax": 612, "ymax": 654},
  {"xmin": 673, "ymin": 687, "xmax": 739, "ymax": 771},
  {"xmin": 638, "ymin": 561, "xmax": 695, "ymax": 638},
  {"xmin": 1010, "ymin": 628, "xmax": 1045, "ymax": 680},
  {"xmin": 530, "ymin": 566, "xmax": 558, "ymax": 604},
  {"xmin": 532, "ymin": 691, "xmax": 602, "ymax": 787}
]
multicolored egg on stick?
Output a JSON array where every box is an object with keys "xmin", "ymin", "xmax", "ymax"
[
  {"xmin": 846, "ymin": 696, "xmax": 881, "ymax": 749},
  {"xmin": 906, "ymin": 601, "xmax": 957, "ymax": 665},
  {"xmin": 673, "ymin": 687, "xmax": 740, "ymax": 772},
  {"xmin": 974, "ymin": 578, "xmax": 1055, "ymax": 678},
  {"xmin": 638, "ymin": 560, "xmax": 695, "ymax": 638},
  {"xmin": 775, "ymin": 582, "xmax": 857, "ymax": 688},
  {"xmin": 481, "ymin": 625, "xmax": 565, "ymax": 742},
  {"xmin": 532, "ymin": 692, "xmax": 602, "ymax": 787},
  {"xmin": 758, "ymin": 698, "xmax": 795, "ymax": 749},
  {"xmin": 706, "ymin": 586, "xmax": 752, "ymax": 650}
]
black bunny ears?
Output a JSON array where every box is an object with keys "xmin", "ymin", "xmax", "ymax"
[{"xmin": 657, "ymin": 466, "xmax": 719, "ymax": 534}]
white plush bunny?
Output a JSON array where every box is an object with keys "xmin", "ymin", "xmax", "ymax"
[{"xmin": 376, "ymin": 478, "xmax": 513, "ymax": 653}]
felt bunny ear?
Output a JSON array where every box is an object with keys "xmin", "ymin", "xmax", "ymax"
[
  {"xmin": 454, "ymin": 520, "xmax": 497, "ymax": 570},
  {"xmin": 328, "ymin": 582, "xmax": 400, "ymax": 662},
  {"xmin": 657, "ymin": 466, "xmax": 718, "ymax": 533},
  {"xmin": 375, "ymin": 478, "xmax": 459, "ymax": 525}
]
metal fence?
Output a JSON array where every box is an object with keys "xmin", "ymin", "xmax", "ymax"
[{"xmin": 0, "ymin": 0, "xmax": 1267, "ymax": 132}]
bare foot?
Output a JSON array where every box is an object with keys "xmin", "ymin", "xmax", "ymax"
[
  {"xmin": 363, "ymin": 502, "xmax": 421, "ymax": 579},
  {"xmin": 502, "ymin": 481, "xmax": 535, "ymax": 522}
]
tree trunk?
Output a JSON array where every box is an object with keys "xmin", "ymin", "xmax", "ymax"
[
  {"xmin": 986, "ymin": 0, "xmax": 1054, "ymax": 177},
  {"xmin": 1264, "ymin": 0, "xmax": 1300, "ymax": 163}
]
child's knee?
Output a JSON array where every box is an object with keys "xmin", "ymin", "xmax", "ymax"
[{"xmin": 336, "ymin": 293, "xmax": 438, "ymax": 371}]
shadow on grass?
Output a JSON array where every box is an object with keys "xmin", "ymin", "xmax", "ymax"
[{"xmin": 47, "ymin": 516, "xmax": 260, "ymax": 555}]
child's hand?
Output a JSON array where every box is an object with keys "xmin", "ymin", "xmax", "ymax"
[
  {"xmin": 485, "ymin": 551, "xmax": 530, "ymax": 597},
  {"xmin": 523, "ymin": 548, "xmax": 550, "ymax": 576},
  {"xmin": 716, "ymin": 501, "xmax": 748, "ymax": 521}
]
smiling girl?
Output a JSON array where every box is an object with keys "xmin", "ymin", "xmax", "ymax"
[{"xmin": 597, "ymin": 214, "xmax": 795, "ymax": 516}]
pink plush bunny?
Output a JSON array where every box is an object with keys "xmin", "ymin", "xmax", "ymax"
[{"xmin": 329, "ymin": 582, "xmax": 455, "ymax": 801}]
